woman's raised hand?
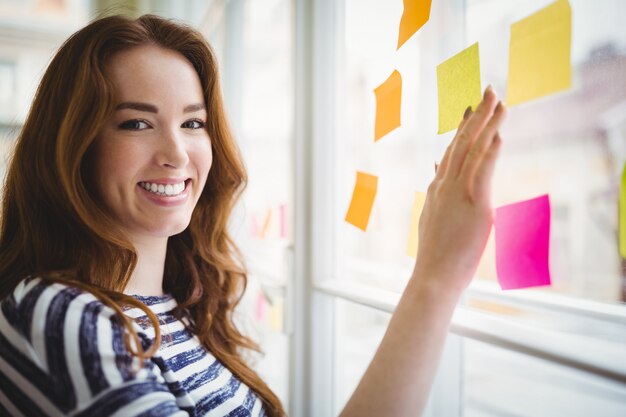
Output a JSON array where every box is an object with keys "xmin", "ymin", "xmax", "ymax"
[
  {"xmin": 413, "ymin": 86, "xmax": 507, "ymax": 295},
  {"xmin": 340, "ymin": 86, "xmax": 507, "ymax": 417}
]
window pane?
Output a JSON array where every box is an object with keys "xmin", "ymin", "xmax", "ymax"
[
  {"xmin": 337, "ymin": 0, "xmax": 465, "ymax": 292},
  {"xmin": 333, "ymin": 299, "xmax": 390, "ymax": 415},
  {"xmin": 232, "ymin": 0, "xmax": 293, "ymax": 408},
  {"xmin": 467, "ymin": 0, "xmax": 626, "ymax": 304},
  {"xmin": 337, "ymin": 0, "xmax": 626, "ymax": 307},
  {"xmin": 464, "ymin": 338, "xmax": 626, "ymax": 416},
  {"xmin": 333, "ymin": 0, "xmax": 626, "ymax": 413}
]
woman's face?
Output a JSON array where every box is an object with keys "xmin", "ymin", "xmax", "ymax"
[{"xmin": 91, "ymin": 45, "xmax": 212, "ymax": 244}]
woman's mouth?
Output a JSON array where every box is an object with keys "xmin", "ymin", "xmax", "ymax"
[{"xmin": 138, "ymin": 180, "xmax": 187, "ymax": 196}]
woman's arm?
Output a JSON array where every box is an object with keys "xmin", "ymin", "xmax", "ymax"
[{"xmin": 340, "ymin": 86, "xmax": 506, "ymax": 417}]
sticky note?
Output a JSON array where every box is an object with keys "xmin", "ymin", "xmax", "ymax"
[
  {"xmin": 255, "ymin": 290, "xmax": 267, "ymax": 321},
  {"xmin": 279, "ymin": 203, "xmax": 287, "ymax": 239},
  {"xmin": 397, "ymin": 0, "xmax": 432, "ymax": 49},
  {"xmin": 269, "ymin": 296, "xmax": 284, "ymax": 332},
  {"xmin": 374, "ymin": 70, "xmax": 402, "ymax": 141},
  {"xmin": 260, "ymin": 208, "xmax": 272, "ymax": 239},
  {"xmin": 345, "ymin": 172, "xmax": 378, "ymax": 231},
  {"xmin": 251, "ymin": 213, "xmax": 261, "ymax": 238},
  {"xmin": 495, "ymin": 195, "xmax": 552, "ymax": 290},
  {"xmin": 407, "ymin": 191, "xmax": 427, "ymax": 258},
  {"xmin": 506, "ymin": 0, "xmax": 571, "ymax": 106},
  {"xmin": 620, "ymin": 163, "xmax": 626, "ymax": 258},
  {"xmin": 436, "ymin": 43, "xmax": 481, "ymax": 134}
]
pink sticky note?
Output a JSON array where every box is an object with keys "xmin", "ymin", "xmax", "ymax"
[
  {"xmin": 251, "ymin": 213, "xmax": 261, "ymax": 238},
  {"xmin": 255, "ymin": 290, "xmax": 267, "ymax": 321},
  {"xmin": 279, "ymin": 203, "xmax": 287, "ymax": 239},
  {"xmin": 495, "ymin": 194, "xmax": 551, "ymax": 290}
]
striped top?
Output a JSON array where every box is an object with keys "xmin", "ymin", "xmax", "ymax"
[{"xmin": 0, "ymin": 277, "xmax": 266, "ymax": 417}]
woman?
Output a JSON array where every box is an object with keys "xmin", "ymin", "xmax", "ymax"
[{"xmin": 0, "ymin": 13, "xmax": 506, "ymax": 417}]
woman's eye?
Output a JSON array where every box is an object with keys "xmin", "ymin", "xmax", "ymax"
[
  {"xmin": 182, "ymin": 119, "xmax": 206, "ymax": 129},
  {"xmin": 118, "ymin": 120, "xmax": 150, "ymax": 130}
]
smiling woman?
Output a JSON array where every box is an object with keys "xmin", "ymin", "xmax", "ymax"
[{"xmin": 0, "ymin": 14, "xmax": 283, "ymax": 417}]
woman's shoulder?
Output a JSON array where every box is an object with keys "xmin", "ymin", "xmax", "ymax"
[
  {"xmin": 1, "ymin": 276, "xmax": 114, "ymax": 331},
  {"xmin": 0, "ymin": 277, "xmax": 152, "ymax": 412},
  {"xmin": 5, "ymin": 275, "xmax": 92, "ymax": 300},
  {"xmin": 0, "ymin": 278, "xmax": 184, "ymax": 415},
  {"xmin": 0, "ymin": 276, "xmax": 130, "ymax": 365}
]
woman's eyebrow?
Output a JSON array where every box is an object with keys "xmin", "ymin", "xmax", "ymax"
[
  {"xmin": 183, "ymin": 103, "xmax": 205, "ymax": 113},
  {"xmin": 115, "ymin": 102, "xmax": 205, "ymax": 114},
  {"xmin": 116, "ymin": 102, "xmax": 158, "ymax": 113}
]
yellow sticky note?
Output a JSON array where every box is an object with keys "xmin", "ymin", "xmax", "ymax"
[
  {"xmin": 407, "ymin": 191, "xmax": 426, "ymax": 258},
  {"xmin": 374, "ymin": 70, "xmax": 402, "ymax": 141},
  {"xmin": 269, "ymin": 296, "xmax": 284, "ymax": 332},
  {"xmin": 345, "ymin": 172, "xmax": 378, "ymax": 231},
  {"xmin": 436, "ymin": 43, "xmax": 482, "ymax": 134},
  {"xmin": 397, "ymin": 0, "xmax": 432, "ymax": 49},
  {"xmin": 618, "ymin": 164, "xmax": 626, "ymax": 258},
  {"xmin": 507, "ymin": 0, "xmax": 571, "ymax": 106}
]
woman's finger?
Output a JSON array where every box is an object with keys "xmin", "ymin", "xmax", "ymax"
[
  {"xmin": 459, "ymin": 101, "xmax": 507, "ymax": 181},
  {"xmin": 473, "ymin": 133, "xmax": 503, "ymax": 200},
  {"xmin": 435, "ymin": 106, "xmax": 473, "ymax": 180},
  {"xmin": 456, "ymin": 105, "xmax": 473, "ymax": 133},
  {"xmin": 447, "ymin": 86, "xmax": 498, "ymax": 179}
]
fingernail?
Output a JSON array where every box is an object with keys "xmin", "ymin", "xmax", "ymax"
[
  {"xmin": 463, "ymin": 105, "xmax": 472, "ymax": 119},
  {"xmin": 434, "ymin": 162, "xmax": 439, "ymax": 173},
  {"xmin": 484, "ymin": 84, "xmax": 493, "ymax": 100},
  {"xmin": 495, "ymin": 101, "xmax": 502, "ymax": 112}
]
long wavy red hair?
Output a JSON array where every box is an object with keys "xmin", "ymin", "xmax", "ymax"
[{"xmin": 0, "ymin": 14, "xmax": 284, "ymax": 416}]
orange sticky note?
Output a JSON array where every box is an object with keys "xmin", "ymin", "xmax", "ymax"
[
  {"xmin": 407, "ymin": 191, "xmax": 426, "ymax": 258},
  {"xmin": 374, "ymin": 70, "xmax": 402, "ymax": 141},
  {"xmin": 397, "ymin": 0, "xmax": 432, "ymax": 49},
  {"xmin": 436, "ymin": 42, "xmax": 482, "ymax": 134},
  {"xmin": 345, "ymin": 172, "xmax": 378, "ymax": 231},
  {"xmin": 260, "ymin": 208, "xmax": 272, "ymax": 239},
  {"xmin": 507, "ymin": 0, "xmax": 572, "ymax": 106}
]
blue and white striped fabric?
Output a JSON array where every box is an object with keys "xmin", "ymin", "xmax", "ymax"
[{"xmin": 0, "ymin": 277, "xmax": 266, "ymax": 417}]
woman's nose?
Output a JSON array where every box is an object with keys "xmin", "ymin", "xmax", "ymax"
[{"xmin": 155, "ymin": 128, "xmax": 190, "ymax": 169}]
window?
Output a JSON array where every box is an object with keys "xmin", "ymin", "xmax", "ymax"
[{"xmin": 305, "ymin": 0, "xmax": 626, "ymax": 414}]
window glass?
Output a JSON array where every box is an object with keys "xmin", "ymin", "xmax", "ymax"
[
  {"xmin": 338, "ymin": 0, "xmax": 626, "ymax": 306},
  {"xmin": 337, "ymin": 0, "xmax": 464, "ymax": 293},
  {"xmin": 333, "ymin": 299, "xmax": 390, "ymax": 415},
  {"xmin": 468, "ymin": 0, "xmax": 626, "ymax": 304},
  {"xmin": 229, "ymin": 0, "xmax": 293, "ymax": 407},
  {"xmin": 464, "ymin": 338, "xmax": 626, "ymax": 416}
]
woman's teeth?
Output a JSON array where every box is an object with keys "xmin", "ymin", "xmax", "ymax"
[{"xmin": 139, "ymin": 181, "xmax": 186, "ymax": 196}]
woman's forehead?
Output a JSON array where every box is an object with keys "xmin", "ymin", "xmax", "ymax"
[{"xmin": 107, "ymin": 45, "xmax": 204, "ymax": 104}]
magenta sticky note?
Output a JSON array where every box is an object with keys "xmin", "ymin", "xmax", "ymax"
[{"xmin": 495, "ymin": 194, "xmax": 551, "ymax": 290}]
